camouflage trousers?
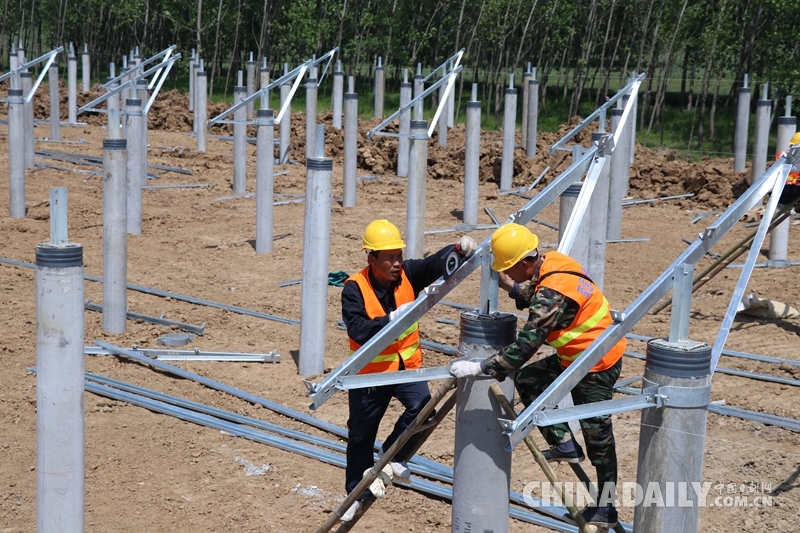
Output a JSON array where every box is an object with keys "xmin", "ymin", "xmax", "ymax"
[{"xmin": 515, "ymin": 354, "xmax": 622, "ymax": 487}]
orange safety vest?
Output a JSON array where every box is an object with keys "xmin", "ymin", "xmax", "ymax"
[
  {"xmin": 776, "ymin": 152, "xmax": 800, "ymax": 186},
  {"xmin": 346, "ymin": 266, "xmax": 423, "ymax": 375},
  {"xmin": 536, "ymin": 251, "xmax": 625, "ymax": 372}
]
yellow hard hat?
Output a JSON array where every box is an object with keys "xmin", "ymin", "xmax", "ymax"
[
  {"xmin": 362, "ymin": 219, "xmax": 406, "ymax": 251},
  {"xmin": 791, "ymin": 132, "xmax": 800, "ymax": 146},
  {"xmin": 490, "ymin": 223, "xmax": 539, "ymax": 271}
]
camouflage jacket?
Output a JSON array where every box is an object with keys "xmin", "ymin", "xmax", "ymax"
[{"xmin": 481, "ymin": 256, "xmax": 580, "ymax": 381}]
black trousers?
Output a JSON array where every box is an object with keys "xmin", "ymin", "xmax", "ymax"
[{"xmin": 345, "ymin": 381, "xmax": 431, "ymax": 497}]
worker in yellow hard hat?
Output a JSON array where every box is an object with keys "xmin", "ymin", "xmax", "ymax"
[
  {"xmin": 449, "ymin": 222, "xmax": 625, "ymax": 530},
  {"xmin": 340, "ymin": 219, "xmax": 476, "ymax": 521},
  {"xmin": 774, "ymin": 131, "xmax": 800, "ymax": 206}
]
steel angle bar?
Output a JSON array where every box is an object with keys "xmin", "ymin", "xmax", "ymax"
[
  {"xmin": 101, "ymin": 45, "xmax": 177, "ymax": 88},
  {"xmin": 549, "ymin": 73, "xmax": 644, "ymax": 155},
  {"xmin": 484, "ymin": 207, "xmax": 501, "ymax": 225},
  {"xmin": 83, "ymin": 300, "xmax": 206, "ymax": 335},
  {"xmin": 93, "ymin": 340, "xmax": 346, "ymax": 436},
  {"xmin": 557, "ymin": 154, "xmax": 607, "ymax": 256},
  {"xmin": 427, "ymin": 60, "xmax": 463, "ymax": 138},
  {"xmin": 420, "ymin": 340, "xmax": 458, "ymax": 356},
  {"xmin": 499, "ymin": 154, "xmax": 793, "ymax": 449},
  {"xmin": 306, "ymin": 144, "xmax": 597, "ymax": 411},
  {"xmin": 615, "ymin": 386, "xmax": 800, "ymax": 432},
  {"xmin": 621, "ymin": 193, "xmax": 694, "ymax": 206},
  {"xmin": 531, "ymin": 394, "xmax": 657, "ymax": 426},
  {"xmin": 143, "ymin": 184, "xmax": 211, "ymax": 190},
  {"xmin": 623, "ymin": 350, "xmax": 800, "ymax": 387},
  {"xmin": 710, "ymin": 153, "xmax": 794, "ymax": 375},
  {"xmin": 422, "ymin": 49, "xmax": 465, "ymax": 83},
  {"xmin": 147, "ymin": 47, "xmax": 175, "ymax": 90},
  {"xmin": 79, "ymin": 53, "xmax": 181, "ymax": 114},
  {"xmin": 366, "ymin": 60, "xmax": 464, "ymax": 139},
  {"xmin": 626, "ymin": 332, "xmax": 800, "ymax": 368},
  {"xmin": 424, "ymin": 224, "xmax": 498, "ymax": 235},
  {"xmin": 143, "ymin": 56, "xmax": 179, "ymax": 114},
  {"xmin": 85, "ymin": 346, "xmax": 281, "ymax": 361},
  {"xmin": 335, "ymin": 365, "xmax": 456, "ymax": 390},
  {"xmin": 24, "ymin": 49, "xmax": 63, "ymax": 103}
]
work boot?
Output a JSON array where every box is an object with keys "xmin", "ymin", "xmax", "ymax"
[
  {"xmin": 341, "ymin": 500, "xmax": 362, "ymax": 522},
  {"xmin": 388, "ymin": 460, "xmax": 411, "ymax": 483},
  {"xmin": 579, "ymin": 505, "xmax": 619, "ymax": 528},
  {"xmin": 542, "ymin": 440, "xmax": 585, "ymax": 464}
]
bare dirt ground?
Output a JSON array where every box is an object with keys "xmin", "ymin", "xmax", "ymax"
[{"xmin": 1, "ymin": 86, "xmax": 799, "ymax": 532}]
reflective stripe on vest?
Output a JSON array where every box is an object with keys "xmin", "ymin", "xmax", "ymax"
[
  {"xmin": 536, "ymin": 251, "xmax": 625, "ymax": 372},
  {"xmin": 346, "ymin": 266, "xmax": 423, "ymax": 374}
]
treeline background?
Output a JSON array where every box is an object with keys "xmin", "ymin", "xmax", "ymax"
[{"xmin": 4, "ymin": 0, "xmax": 798, "ymax": 155}]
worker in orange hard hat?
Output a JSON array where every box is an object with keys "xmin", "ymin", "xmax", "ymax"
[
  {"xmin": 340, "ymin": 219, "xmax": 476, "ymax": 521},
  {"xmin": 775, "ymin": 131, "xmax": 800, "ymax": 207},
  {"xmin": 449, "ymin": 222, "xmax": 625, "ymax": 530}
]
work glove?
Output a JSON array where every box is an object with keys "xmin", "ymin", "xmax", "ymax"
[
  {"xmin": 388, "ymin": 302, "xmax": 412, "ymax": 321},
  {"xmin": 450, "ymin": 360, "xmax": 484, "ymax": 378},
  {"xmin": 363, "ymin": 464, "xmax": 394, "ymax": 499},
  {"xmin": 456, "ymin": 236, "xmax": 477, "ymax": 258}
]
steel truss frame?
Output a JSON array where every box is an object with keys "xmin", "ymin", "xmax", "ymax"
[
  {"xmin": 0, "ymin": 47, "xmax": 64, "ymax": 100},
  {"xmin": 366, "ymin": 49, "xmax": 464, "ymax": 140},
  {"xmin": 207, "ymin": 47, "xmax": 338, "ymax": 127}
]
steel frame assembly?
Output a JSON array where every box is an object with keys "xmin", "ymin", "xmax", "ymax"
[
  {"xmin": 208, "ymin": 48, "xmax": 338, "ymax": 128},
  {"xmin": 0, "ymin": 46, "xmax": 63, "ymax": 97},
  {"xmin": 366, "ymin": 49, "xmax": 464, "ymax": 140}
]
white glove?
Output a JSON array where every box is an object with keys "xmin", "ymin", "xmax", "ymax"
[
  {"xmin": 457, "ymin": 236, "xmax": 477, "ymax": 257},
  {"xmin": 364, "ymin": 465, "xmax": 393, "ymax": 499},
  {"xmin": 450, "ymin": 360, "xmax": 484, "ymax": 378},
  {"xmin": 388, "ymin": 302, "xmax": 412, "ymax": 321}
]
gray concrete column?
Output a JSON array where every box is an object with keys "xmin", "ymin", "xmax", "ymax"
[
  {"xmin": 233, "ymin": 85, "xmax": 248, "ymax": 195},
  {"xmin": 607, "ymin": 107, "xmax": 628, "ymax": 240},
  {"xmin": 196, "ymin": 71, "xmax": 208, "ymax": 153},
  {"xmin": 406, "ymin": 120, "xmax": 429, "ymax": 259},
  {"xmin": 35, "ymin": 241, "xmax": 85, "ymax": 533},
  {"xmin": 8, "ymin": 89, "xmax": 26, "ymax": 218},
  {"xmin": 751, "ymin": 86, "xmax": 771, "ymax": 184},
  {"xmin": 398, "ymin": 77, "xmax": 412, "ymax": 177},
  {"xmin": 17, "ymin": 44, "xmax": 24, "ymax": 68},
  {"xmin": 630, "ymin": 89, "xmax": 637, "ymax": 165},
  {"xmin": 191, "ymin": 62, "xmax": 200, "ymax": 129},
  {"xmin": 279, "ymin": 75, "xmax": 291, "ymax": 164},
  {"xmin": 102, "ymin": 138, "xmax": 128, "ymax": 333},
  {"xmin": 464, "ymin": 89, "xmax": 481, "ymax": 226},
  {"xmin": 68, "ymin": 54, "xmax": 77, "ymax": 124},
  {"xmin": 9, "ymin": 43, "xmax": 17, "ymax": 71},
  {"xmin": 621, "ymin": 95, "xmax": 632, "ymax": 196},
  {"xmin": 306, "ymin": 74, "xmax": 318, "ymax": 162},
  {"xmin": 733, "ymin": 77, "xmax": 750, "ymax": 173},
  {"xmin": 343, "ymin": 81, "xmax": 358, "ymax": 208},
  {"xmin": 447, "ymin": 65, "xmax": 455, "ymax": 128},
  {"xmin": 734, "ymin": 94, "xmax": 751, "ymax": 172},
  {"xmin": 374, "ymin": 58, "xmax": 385, "ymax": 118},
  {"xmin": 525, "ymin": 79, "xmax": 539, "ymax": 158},
  {"xmin": 633, "ymin": 339, "xmax": 711, "ymax": 533},
  {"xmin": 126, "ymin": 98, "xmax": 145, "ymax": 235},
  {"xmin": 299, "ymin": 156, "xmax": 333, "ymax": 376},
  {"xmin": 246, "ymin": 53, "xmax": 256, "ymax": 117},
  {"xmin": 770, "ymin": 113, "xmax": 796, "ymax": 264},
  {"xmin": 413, "ymin": 65, "xmax": 424, "ymax": 121},
  {"xmin": 559, "ymin": 182, "xmax": 590, "ymax": 269},
  {"xmin": 188, "ymin": 51, "xmax": 195, "ymax": 112},
  {"xmin": 588, "ymin": 132, "xmax": 610, "ymax": 290},
  {"xmin": 500, "ymin": 86, "xmax": 517, "ymax": 190},
  {"xmin": 48, "ymin": 63, "xmax": 61, "ymax": 141},
  {"xmin": 260, "ymin": 58, "xmax": 270, "ymax": 110},
  {"xmin": 332, "ymin": 64, "xmax": 344, "ymax": 130},
  {"xmin": 438, "ymin": 83, "xmax": 448, "ymax": 147},
  {"xmin": 521, "ymin": 70, "xmax": 532, "ymax": 148},
  {"xmin": 452, "ymin": 311, "xmax": 517, "ymax": 533},
  {"xmin": 21, "ymin": 72, "xmax": 35, "ymax": 169},
  {"xmin": 256, "ymin": 109, "xmax": 275, "ymax": 254},
  {"xmin": 81, "ymin": 44, "xmax": 90, "ymax": 93}
]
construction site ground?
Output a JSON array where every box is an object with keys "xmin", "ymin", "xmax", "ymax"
[{"xmin": 1, "ymin": 87, "xmax": 799, "ymax": 532}]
